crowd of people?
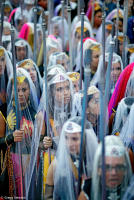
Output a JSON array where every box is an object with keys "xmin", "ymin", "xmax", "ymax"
[{"xmin": 0, "ymin": 0, "xmax": 134, "ymax": 199}]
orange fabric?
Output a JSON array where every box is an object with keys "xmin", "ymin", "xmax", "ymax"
[
  {"xmin": 43, "ymin": 152, "xmax": 54, "ymax": 194},
  {"xmin": 128, "ymin": 149, "xmax": 134, "ymax": 173}
]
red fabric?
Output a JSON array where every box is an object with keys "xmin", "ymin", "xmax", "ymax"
[
  {"xmin": 108, "ymin": 63, "xmax": 134, "ymax": 118},
  {"xmin": 38, "ymin": 1, "xmax": 47, "ymax": 10},
  {"xmin": 86, "ymin": 1, "xmax": 101, "ymax": 21},
  {"xmin": 8, "ymin": 8, "xmax": 17, "ymax": 23},
  {"xmin": 18, "ymin": 23, "xmax": 29, "ymax": 41},
  {"xmin": 83, "ymin": 37, "xmax": 97, "ymax": 43}
]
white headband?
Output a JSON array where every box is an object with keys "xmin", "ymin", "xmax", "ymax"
[
  {"xmin": 64, "ymin": 121, "xmax": 81, "ymax": 134},
  {"xmin": 106, "ymin": 145, "xmax": 125, "ymax": 157}
]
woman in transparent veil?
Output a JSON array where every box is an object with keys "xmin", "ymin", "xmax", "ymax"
[
  {"xmin": 6, "ymin": 67, "xmax": 38, "ymax": 197},
  {"xmin": 44, "ymin": 116, "xmax": 98, "ymax": 199},
  {"xmin": 25, "ymin": 72, "xmax": 74, "ymax": 198},
  {"xmin": 112, "ymin": 97, "xmax": 134, "ymax": 134},
  {"xmin": 120, "ymin": 103, "xmax": 134, "ymax": 154},
  {"xmin": 0, "ymin": 46, "xmax": 13, "ymax": 108},
  {"xmin": 0, "ymin": 46, "xmax": 14, "ymax": 196},
  {"xmin": 80, "ymin": 135, "xmax": 132, "ymax": 200},
  {"xmin": 17, "ymin": 58, "xmax": 43, "ymax": 101},
  {"xmin": 42, "ymin": 72, "xmax": 74, "ymax": 151},
  {"xmin": 108, "ymin": 62, "xmax": 134, "ymax": 119},
  {"xmin": 91, "ymin": 52, "xmax": 123, "ymax": 96},
  {"xmin": 48, "ymin": 52, "xmax": 70, "ymax": 72},
  {"xmin": 71, "ymin": 20, "xmax": 93, "ymax": 68}
]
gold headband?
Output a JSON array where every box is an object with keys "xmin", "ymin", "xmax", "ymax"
[
  {"xmin": 128, "ymin": 47, "xmax": 134, "ymax": 53},
  {"xmin": 76, "ymin": 27, "xmax": 88, "ymax": 34},
  {"xmin": 113, "ymin": 11, "xmax": 123, "ymax": 20},
  {"xmin": 17, "ymin": 76, "xmax": 26, "ymax": 84},
  {"xmin": 18, "ymin": 59, "xmax": 34, "ymax": 69},
  {"xmin": 94, "ymin": 4, "xmax": 101, "ymax": 11},
  {"xmin": 68, "ymin": 72, "xmax": 80, "ymax": 81},
  {"xmin": 90, "ymin": 44, "xmax": 100, "ymax": 51},
  {"xmin": 118, "ymin": 35, "xmax": 124, "ymax": 42},
  {"xmin": 12, "ymin": 76, "xmax": 26, "ymax": 83},
  {"xmin": 106, "ymin": 24, "xmax": 112, "ymax": 31},
  {"xmin": 0, "ymin": 49, "xmax": 4, "ymax": 57}
]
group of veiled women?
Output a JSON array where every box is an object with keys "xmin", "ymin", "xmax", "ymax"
[{"xmin": 1, "ymin": 0, "xmax": 134, "ymax": 199}]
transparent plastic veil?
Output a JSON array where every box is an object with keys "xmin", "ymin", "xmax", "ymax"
[
  {"xmin": 83, "ymin": 38, "xmax": 101, "ymax": 67},
  {"xmin": 50, "ymin": 16, "xmax": 69, "ymax": 49},
  {"xmin": 15, "ymin": 38, "xmax": 33, "ymax": 61},
  {"xmin": 53, "ymin": 117, "xmax": 98, "ymax": 200},
  {"xmin": 75, "ymin": 37, "xmax": 101, "ymax": 75},
  {"xmin": 48, "ymin": 52, "xmax": 69, "ymax": 72},
  {"xmin": 71, "ymin": 15, "xmax": 90, "ymax": 34},
  {"xmin": 0, "ymin": 46, "xmax": 13, "ymax": 107},
  {"xmin": 71, "ymin": 20, "xmax": 93, "ymax": 67},
  {"xmin": 122, "ymin": 175, "xmax": 134, "ymax": 200},
  {"xmin": 72, "ymin": 86, "xmax": 100, "ymax": 137},
  {"xmin": 108, "ymin": 63, "xmax": 134, "ymax": 118},
  {"xmin": 25, "ymin": 72, "xmax": 74, "ymax": 198},
  {"xmin": 120, "ymin": 103, "xmax": 134, "ymax": 152},
  {"xmin": 46, "ymin": 72, "xmax": 74, "ymax": 137},
  {"xmin": 6, "ymin": 68, "xmax": 38, "ymax": 197},
  {"xmin": 37, "ymin": 36, "xmax": 62, "ymax": 67},
  {"xmin": 125, "ymin": 69, "xmax": 134, "ymax": 97},
  {"xmin": 113, "ymin": 97, "xmax": 134, "ymax": 134},
  {"xmin": 25, "ymin": 104, "xmax": 44, "ymax": 199},
  {"xmin": 47, "ymin": 64, "xmax": 66, "ymax": 79},
  {"xmin": 92, "ymin": 135, "xmax": 132, "ymax": 200},
  {"xmin": 17, "ymin": 58, "xmax": 43, "ymax": 100},
  {"xmin": 91, "ymin": 52, "xmax": 123, "ymax": 89}
]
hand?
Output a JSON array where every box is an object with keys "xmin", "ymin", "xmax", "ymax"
[
  {"xmin": 13, "ymin": 129, "xmax": 24, "ymax": 142},
  {"xmin": 43, "ymin": 136, "xmax": 52, "ymax": 150}
]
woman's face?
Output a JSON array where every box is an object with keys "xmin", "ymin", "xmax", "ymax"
[
  {"xmin": 0, "ymin": 54, "xmax": 6, "ymax": 75},
  {"xmin": 86, "ymin": 92, "xmax": 100, "ymax": 127},
  {"xmin": 23, "ymin": 64, "xmax": 37, "ymax": 83},
  {"xmin": 111, "ymin": 62, "xmax": 121, "ymax": 83},
  {"xmin": 54, "ymin": 80, "xmax": 71, "ymax": 106},
  {"xmin": 91, "ymin": 50, "xmax": 100, "ymax": 72},
  {"xmin": 73, "ymin": 80, "xmax": 79, "ymax": 93},
  {"xmin": 57, "ymin": 58, "xmax": 68, "ymax": 71},
  {"xmin": 65, "ymin": 132, "xmax": 81, "ymax": 155},
  {"xmin": 4, "ymin": 7, "xmax": 11, "ymax": 18},
  {"xmin": 53, "ymin": 24, "xmax": 60, "ymax": 37},
  {"xmin": 94, "ymin": 11, "xmax": 102, "ymax": 28},
  {"xmin": 16, "ymin": 46, "xmax": 27, "ymax": 61},
  {"xmin": 15, "ymin": 80, "xmax": 30, "ymax": 106},
  {"xmin": 113, "ymin": 19, "xmax": 123, "ymax": 32},
  {"xmin": 104, "ymin": 156, "xmax": 126, "ymax": 189}
]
